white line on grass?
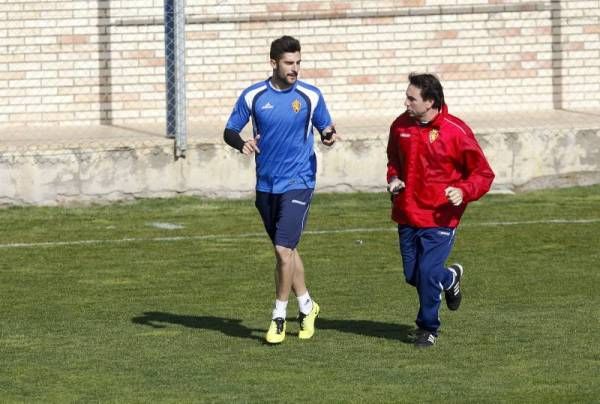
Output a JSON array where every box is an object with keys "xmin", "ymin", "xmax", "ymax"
[
  {"xmin": 462, "ymin": 218, "xmax": 600, "ymax": 226},
  {"xmin": 1, "ymin": 218, "xmax": 599, "ymax": 249}
]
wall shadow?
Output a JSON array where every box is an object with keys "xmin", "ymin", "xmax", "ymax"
[
  {"xmin": 551, "ymin": 0, "xmax": 563, "ymax": 110},
  {"xmin": 97, "ymin": 0, "xmax": 112, "ymax": 124}
]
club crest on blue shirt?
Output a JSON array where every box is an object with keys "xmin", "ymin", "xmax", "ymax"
[
  {"xmin": 429, "ymin": 129, "xmax": 439, "ymax": 143},
  {"xmin": 292, "ymin": 99, "xmax": 301, "ymax": 113}
]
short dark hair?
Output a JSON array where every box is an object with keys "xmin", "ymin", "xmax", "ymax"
[
  {"xmin": 408, "ymin": 72, "xmax": 445, "ymax": 109},
  {"xmin": 270, "ymin": 36, "xmax": 301, "ymax": 61}
]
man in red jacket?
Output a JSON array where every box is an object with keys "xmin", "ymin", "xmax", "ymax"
[{"xmin": 386, "ymin": 73, "xmax": 495, "ymax": 348}]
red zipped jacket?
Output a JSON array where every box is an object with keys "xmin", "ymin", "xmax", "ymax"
[{"xmin": 386, "ymin": 104, "xmax": 495, "ymax": 228}]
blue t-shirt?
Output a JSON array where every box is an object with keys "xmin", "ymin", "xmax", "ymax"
[{"xmin": 225, "ymin": 78, "xmax": 333, "ymax": 193}]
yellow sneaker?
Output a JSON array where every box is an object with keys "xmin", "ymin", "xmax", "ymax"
[
  {"xmin": 298, "ymin": 301, "xmax": 320, "ymax": 340},
  {"xmin": 265, "ymin": 317, "xmax": 286, "ymax": 344}
]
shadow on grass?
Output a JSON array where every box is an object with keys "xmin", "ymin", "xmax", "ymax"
[
  {"xmin": 317, "ymin": 318, "xmax": 415, "ymax": 344},
  {"xmin": 131, "ymin": 311, "xmax": 263, "ymax": 341},
  {"xmin": 132, "ymin": 312, "xmax": 415, "ymax": 344}
]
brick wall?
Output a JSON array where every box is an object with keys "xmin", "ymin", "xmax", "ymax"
[{"xmin": 1, "ymin": 0, "xmax": 599, "ymax": 127}]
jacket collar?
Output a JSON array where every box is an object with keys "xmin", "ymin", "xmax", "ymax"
[
  {"xmin": 430, "ymin": 104, "xmax": 448, "ymax": 128},
  {"xmin": 416, "ymin": 103, "xmax": 447, "ymax": 128}
]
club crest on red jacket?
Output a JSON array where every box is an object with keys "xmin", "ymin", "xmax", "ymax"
[{"xmin": 429, "ymin": 128, "xmax": 439, "ymax": 143}]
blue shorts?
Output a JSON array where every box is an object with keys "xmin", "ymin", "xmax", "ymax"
[{"xmin": 255, "ymin": 188, "xmax": 314, "ymax": 249}]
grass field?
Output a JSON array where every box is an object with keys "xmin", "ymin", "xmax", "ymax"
[{"xmin": 1, "ymin": 186, "xmax": 599, "ymax": 403}]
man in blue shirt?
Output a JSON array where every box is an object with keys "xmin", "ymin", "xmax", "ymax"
[{"xmin": 224, "ymin": 35, "xmax": 338, "ymax": 344}]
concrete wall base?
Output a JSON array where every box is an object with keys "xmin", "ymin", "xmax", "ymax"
[{"xmin": 2, "ymin": 110, "xmax": 600, "ymax": 206}]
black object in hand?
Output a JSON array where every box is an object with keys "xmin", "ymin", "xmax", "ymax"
[{"xmin": 321, "ymin": 127, "xmax": 336, "ymax": 141}]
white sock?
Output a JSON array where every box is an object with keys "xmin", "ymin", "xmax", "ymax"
[
  {"xmin": 297, "ymin": 291, "xmax": 313, "ymax": 315},
  {"xmin": 272, "ymin": 299, "xmax": 288, "ymax": 320}
]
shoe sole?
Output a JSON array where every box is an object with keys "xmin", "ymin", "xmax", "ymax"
[
  {"xmin": 453, "ymin": 263, "xmax": 464, "ymax": 279},
  {"xmin": 446, "ymin": 264, "xmax": 463, "ymax": 311}
]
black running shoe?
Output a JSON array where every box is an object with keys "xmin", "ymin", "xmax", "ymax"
[
  {"xmin": 414, "ymin": 331, "xmax": 437, "ymax": 348},
  {"xmin": 445, "ymin": 263, "xmax": 463, "ymax": 311}
]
